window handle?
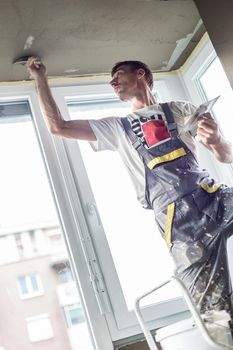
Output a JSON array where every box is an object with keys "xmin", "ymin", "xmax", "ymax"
[{"xmin": 86, "ymin": 202, "xmax": 102, "ymax": 226}]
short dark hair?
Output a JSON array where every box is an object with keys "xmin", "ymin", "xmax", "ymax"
[{"xmin": 111, "ymin": 60, "xmax": 153, "ymax": 90}]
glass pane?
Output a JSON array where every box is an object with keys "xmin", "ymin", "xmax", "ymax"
[
  {"xmin": 69, "ymin": 306, "xmax": 85, "ymax": 325},
  {"xmin": 67, "ymin": 98, "xmax": 181, "ymax": 311},
  {"xmin": 0, "ymin": 101, "xmax": 93, "ymax": 350},
  {"xmin": 18, "ymin": 276, "xmax": 28, "ymax": 294},
  {"xmin": 30, "ymin": 274, "xmax": 39, "ymax": 292}
]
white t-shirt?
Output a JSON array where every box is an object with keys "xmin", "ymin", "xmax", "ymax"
[{"xmin": 88, "ymin": 101, "xmax": 197, "ymax": 207}]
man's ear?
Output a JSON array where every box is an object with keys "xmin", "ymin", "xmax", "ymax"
[{"xmin": 137, "ymin": 68, "xmax": 146, "ymax": 80}]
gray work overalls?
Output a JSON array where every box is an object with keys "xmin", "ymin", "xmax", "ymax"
[{"xmin": 121, "ymin": 103, "xmax": 233, "ymax": 327}]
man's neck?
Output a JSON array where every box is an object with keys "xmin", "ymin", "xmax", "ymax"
[{"xmin": 131, "ymin": 90, "xmax": 156, "ymax": 111}]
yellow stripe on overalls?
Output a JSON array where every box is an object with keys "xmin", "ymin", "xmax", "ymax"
[
  {"xmin": 147, "ymin": 147, "xmax": 186, "ymax": 170},
  {"xmin": 200, "ymin": 182, "xmax": 221, "ymax": 193},
  {"xmin": 164, "ymin": 202, "xmax": 175, "ymax": 248}
]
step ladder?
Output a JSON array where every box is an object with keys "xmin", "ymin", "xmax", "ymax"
[{"xmin": 134, "ymin": 276, "xmax": 233, "ymax": 350}]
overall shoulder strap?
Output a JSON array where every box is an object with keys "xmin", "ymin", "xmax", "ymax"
[
  {"xmin": 160, "ymin": 103, "xmax": 177, "ymax": 133},
  {"xmin": 121, "ymin": 117, "xmax": 141, "ymax": 149},
  {"xmin": 121, "ymin": 117, "xmax": 150, "ymax": 161},
  {"xmin": 121, "ymin": 117, "xmax": 153, "ymax": 210}
]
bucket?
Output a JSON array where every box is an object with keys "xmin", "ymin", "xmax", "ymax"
[{"xmin": 155, "ymin": 312, "xmax": 233, "ymax": 350}]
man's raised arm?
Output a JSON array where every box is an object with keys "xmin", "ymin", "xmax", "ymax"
[{"xmin": 27, "ymin": 57, "xmax": 96, "ymax": 141}]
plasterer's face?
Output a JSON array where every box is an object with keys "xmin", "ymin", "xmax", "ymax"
[{"xmin": 110, "ymin": 65, "xmax": 143, "ymax": 101}]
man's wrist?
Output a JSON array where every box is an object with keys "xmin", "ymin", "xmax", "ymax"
[
  {"xmin": 35, "ymin": 75, "xmax": 49, "ymax": 91},
  {"xmin": 208, "ymin": 133, "xmax": 222, "ymax": 147}
]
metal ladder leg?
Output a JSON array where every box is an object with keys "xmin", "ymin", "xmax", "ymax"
[{"xmin": 134, "ymin": 276, "xmax": 233, "ymax": 350}]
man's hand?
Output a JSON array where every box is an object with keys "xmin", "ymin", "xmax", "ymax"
[
  {"xmin": 197, "ymin": 112, "xmax": 233, "ymax": 163},
  {"xmin": 197, "ymin": 112, "xmax": 220, "ymax": 146},
  {"xmin": 27, "ymin": 56, "xmax": 47, "ymax": 80}
]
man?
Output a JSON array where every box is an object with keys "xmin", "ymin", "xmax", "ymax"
[{"xmin": 27, "ymin": 57, "xmax": 233, "ymax": 339}]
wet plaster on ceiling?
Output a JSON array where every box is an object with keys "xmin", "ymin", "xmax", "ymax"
[{"xmin": 0, "ymin": 0, "xmax": 205, "ymax": 82}]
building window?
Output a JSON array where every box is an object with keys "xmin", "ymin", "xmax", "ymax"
[
  {"xmin": 15, "ymin": 233, "xmax": 24, "ymax": 256},
  {"xmin": 26, "ymin": 314, "xmax": 54, "ymax": 342},
  {"xmin": 63, "ymin": 304, "xmax": 85, "ymax": 328},
  {"xmin": 29, "ymin": 230, "xmax": 38, "ymax": 253},
  {"xmin": 15, "ymin": 230, "xmax": 41, "ymax": 258},
  {"xmin": 58, "ymin": 267, "xmax": 73, "ymax": 284},
  {"xmin": 17, "ymin": 273, "xmax": 44, "ymax": 299}
]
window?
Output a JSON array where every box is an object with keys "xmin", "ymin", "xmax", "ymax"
[
  {"xmin": 15, "ymin": 233, "xmax": 24, "ymax": 256},
  {"xmin": 14, "ymin": 230, "xmax": 49, "ymax": 258},
  {"xmin": 17, "ymin": 273, "xmax": 43, "ymax": 299},
  {"xmin": 0, "ymin": 98, "xmax": 94, "ymax": 349},
  {"xmin": 64, "ymin": 304, "xmax": 85, "ymax": 328},
  {"xmin": 26, "ymin": 314, "xmax": 54, "ymax": 342},
  {"xmin": 58, "ymin": 267, "xmax": 73, "ymax": 284},
  {"xmin": 29, "ymin": 230, "xmax": 38, "ymax": 252}
]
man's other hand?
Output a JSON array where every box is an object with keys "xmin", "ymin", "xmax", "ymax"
[{"xmin": 197, "ymin": 113, "xmax": 221, "ymax": 146}]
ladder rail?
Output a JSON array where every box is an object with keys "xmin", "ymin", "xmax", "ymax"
[
  {"xmin": 134, "ymin": 276, "xmax": 233, "ymax": 350},
  {"xmin": 135, "ymin": 280, "xmax": 171, "ymax": 350}
]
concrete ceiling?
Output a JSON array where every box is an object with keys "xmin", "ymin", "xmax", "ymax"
[{"xmin": 0, "ymin": 0, "xmax": 205, "ymax": 82}]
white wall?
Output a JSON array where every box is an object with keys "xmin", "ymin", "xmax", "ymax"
[{"xmin": 155, "ymin": 73, "xmax": 190, "ymax": 102}]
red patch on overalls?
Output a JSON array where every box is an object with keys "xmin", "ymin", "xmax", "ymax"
[{"xmin": 141, "ymin": 120, "xmax": 170, "ymax": 148}]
